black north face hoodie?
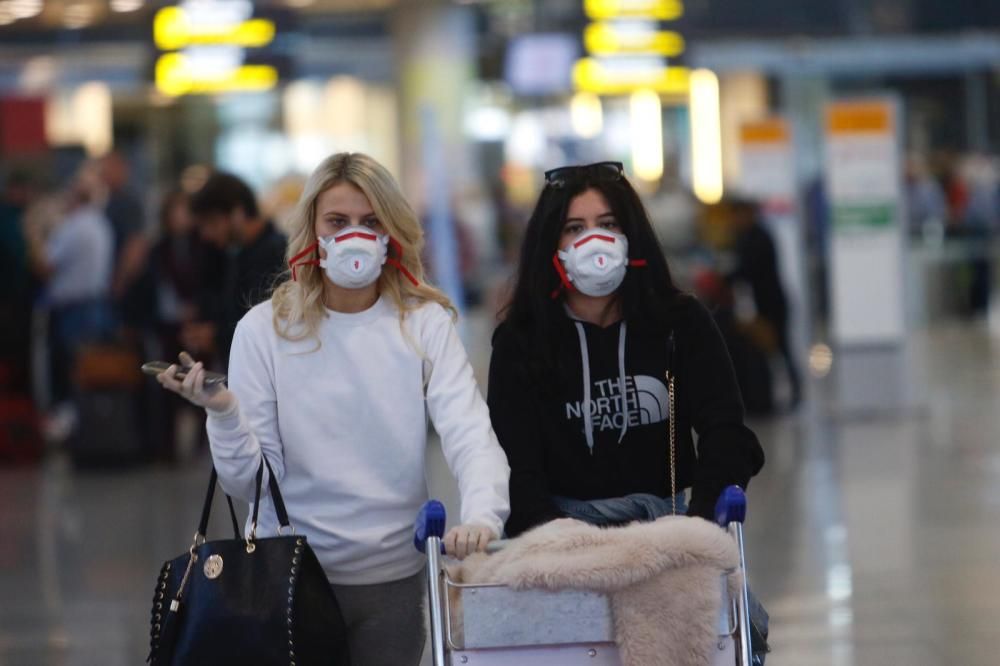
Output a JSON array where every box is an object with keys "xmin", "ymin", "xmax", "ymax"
[{"xmin": 488, "ymin": 295, "xmax": 765, "ymax": 536}]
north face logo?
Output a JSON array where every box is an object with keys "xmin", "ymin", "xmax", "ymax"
[{"xmin": 564, "ymin": 375, "xmax": 670, "ymax": 433}]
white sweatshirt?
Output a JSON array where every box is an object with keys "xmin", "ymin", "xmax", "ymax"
[{"xmin": 206, "ymin": 296, "xmax": 511, "ymax": 585}]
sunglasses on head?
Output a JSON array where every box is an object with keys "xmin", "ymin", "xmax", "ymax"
[{"xmin": 543, "ymin": 161, "xmax": 625, "ymax": 189}]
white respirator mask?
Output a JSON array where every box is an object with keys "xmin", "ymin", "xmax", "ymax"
[
  {"xmin": 316, "ymin": 228, "xmax": 389, "ymax": 289},
  {"xmin": 288, "ymin": 227, "xmax": 421, "ymax": 288},
  {"xmin": 554, "ymin": 229, "xmax": 644, "ymax": 297}
]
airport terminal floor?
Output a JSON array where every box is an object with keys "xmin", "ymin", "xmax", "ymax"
[{"xmin": 1, "ymin": 313, "xmax": 998, "ymax": 666}]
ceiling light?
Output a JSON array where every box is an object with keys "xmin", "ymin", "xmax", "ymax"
[
  {"xmin": 9, "ymin": 0, "xmax": 43, "ymax": 20},
  {"xmin": 111, "ymin": 0, "xmax": 144, "ymax": 12},
  {"xmin": 63, "ymin": 3, "xmax": 95, "ymax": 29},
  {"xmin": 0, "ymin": 3, "xmax": 16, "ymax": 26}
]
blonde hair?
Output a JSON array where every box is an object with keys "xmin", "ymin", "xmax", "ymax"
[{"xmin": 271, "ymin": 152, "xmax": 455, "ymax": 342}]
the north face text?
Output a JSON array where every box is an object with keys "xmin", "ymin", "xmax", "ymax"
[{"xmin": 564, "ymin": 375, "xmax": 670, "ymax": 433}]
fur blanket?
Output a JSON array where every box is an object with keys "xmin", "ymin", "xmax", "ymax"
[{"xmin": 452, "ymin": 516, "xmax": 739, "ymax": 666}]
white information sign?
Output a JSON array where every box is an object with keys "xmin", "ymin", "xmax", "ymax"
[{"xmin": 824, "ymin": 98, "xmax": 905, "ymax": 346}]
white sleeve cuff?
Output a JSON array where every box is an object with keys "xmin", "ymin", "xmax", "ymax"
[{"xmin": 206, "ymin": 398, "xmax": 241, "ymax": 428}]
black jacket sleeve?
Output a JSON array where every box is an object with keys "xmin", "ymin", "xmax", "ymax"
[
  {"xmin": 679, "ymin": 297, "xmax": 766, "ymax": 520},
  {"xmin": 487, "ymin": 327, "xmax": 563, "ymax": 536}
]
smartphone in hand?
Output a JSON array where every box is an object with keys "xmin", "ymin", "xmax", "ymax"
[{"xmin": 141, "ymin": 361, "xmax": 227, "ymax": 386}]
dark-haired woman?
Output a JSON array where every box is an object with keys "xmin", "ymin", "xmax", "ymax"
[{"xmin": 488, "ymin": 162, "xmax": 765, "ymax": 536}]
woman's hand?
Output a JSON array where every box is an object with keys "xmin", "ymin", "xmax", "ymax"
[
  {"xmin": 443, "ymin": 524, "xmax": 496, "ymax": 559},
  {"xmin": 157, "ymin": 352, "xmax": 236, "ymax": 414}
]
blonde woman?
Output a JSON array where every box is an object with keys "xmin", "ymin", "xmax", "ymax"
[{"xmin": 157, "ymin": 152, "xmax": 510, "ymax": 665}]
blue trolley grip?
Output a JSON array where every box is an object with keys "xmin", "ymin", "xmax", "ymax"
[
  {"xmin": 714, "ymin": 485, "xmax": 747, "ymax": 527},
  {"xmin": 414, "ymin": 499, "xmax": 447, "ymax": 553}
]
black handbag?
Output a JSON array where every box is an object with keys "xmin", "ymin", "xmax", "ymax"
[{"xmin": 147, "ymin": 457, "xmax": 350, "ymax": 665}]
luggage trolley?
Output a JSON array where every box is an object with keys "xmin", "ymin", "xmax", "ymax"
[{"xmin": 414, "ymin": 486, "xmax": 756, "ymax": 666}]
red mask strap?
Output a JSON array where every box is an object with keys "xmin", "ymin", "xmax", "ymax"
[
  {"xmin": 387, "ymin": 237, "xmax": 420, "ymax": 287},
  {"xmin": 629, "ymin": 259, "xmax": 648, "ymax": 267},
  {"xmin": 550, "ymin": 252, "xmax": 574, "ymax": 299},
  {"xmin": 288, "ymin": 241, "xmax": 320, "ymax": 281}
]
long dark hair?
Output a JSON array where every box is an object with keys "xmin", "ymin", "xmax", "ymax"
[{"xmin": 499, "ymin": 170, "xmax": 681, "ymax": 379}]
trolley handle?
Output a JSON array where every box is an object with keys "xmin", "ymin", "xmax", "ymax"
[
  {"xmin": 414, "ymin": 500, "xmax": 449, "ymax": 666},
  {"xmin": 715, "ymin": 485, "xmax": 754, "ymax": 666},
  {"xmin": 414, "ymin": 500, "xmax": 509, "ymax": 555},
  {"xmin": 714, "ymin": 485, "xmax": 747, "ymax": 527}
]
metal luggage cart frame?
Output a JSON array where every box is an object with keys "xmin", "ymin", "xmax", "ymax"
[{"xmin": 414, "ymin": 485, "xmax": 756, "ymax": 666}]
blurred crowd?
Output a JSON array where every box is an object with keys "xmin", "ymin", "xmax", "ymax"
[
  {"xmin": 1, "ymin": 146, "xmax": 997, "ymax": 468},
  {"xmin": 906, "ymin": 151, "xmax": 1000, "ymax": 315},
  {"xmin": 0, "ymin": 154, "xmax": 289, "ymax": 465}
]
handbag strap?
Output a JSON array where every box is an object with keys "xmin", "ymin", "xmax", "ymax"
[
  {"xmin": 250, "ymin": 455, "xmax": 291, "ymax": 530},
  {"xmin": 666, "ymin": 331, "xmax": 677, "ymax": 515},
  {"xmin": 196, "ymin": 467, "xmax": 243, "ymax": 540},
  {"xmin": 196, "ymin": 457, "xmax": 291, "ymax": 542}
]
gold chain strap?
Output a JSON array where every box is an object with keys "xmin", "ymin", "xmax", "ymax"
[{"xmin": 666, "ymin": 369, "xmax": 677, "ymax": 515}]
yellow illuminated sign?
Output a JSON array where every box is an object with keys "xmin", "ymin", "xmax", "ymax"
[
  {"xmin": 154, "ymin": 6, "xmax": 276, "ymax": 50},
  {"xmin": 155, "ymin": 53, "xmax": 278, "ymax": 97},
  {"xmin": 573, "ymin": 58, "xmax": 689, "ymax": 96},
  {"xmin": 584, "ymin": 22, "xmax": 685, "ymax": 57},
  {"xmin": 584, "ymin": 0, "xmax": 683, "ymax": 21}
]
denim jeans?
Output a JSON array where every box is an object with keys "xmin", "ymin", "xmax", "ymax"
[{"xmin": 552, "ymin": 492, "xmax": 688, "ymax": 526}]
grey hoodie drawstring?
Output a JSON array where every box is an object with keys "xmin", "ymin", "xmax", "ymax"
[
  {"xmin": 574, "ymin": 321, "xmax": 594, "ymax": 453},
  {"xmin": 575, "ymin": 320, "xmax": 630, "ymax": 453},
  {"xmin": 617, "ymin": 321, "xmax": 629, "ymax": 444}
]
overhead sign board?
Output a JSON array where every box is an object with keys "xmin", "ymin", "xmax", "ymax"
[
  {"xmin": 154, "ymin": 6, "xmax": 276, "ymax": 50},
  {"xmin": 584, "ymin": 0, "xmax": 683, "ymax": 21},
  {"xmin": 573, "ymin": 58, "xmax": 688, "ymax": 96},
  {"xmin": 575, "ymin": 0, "xmax": 688, "ymax": 96},
  {"xmin": 153, "ymin": 0, "xmax": 285, "ymax": 97},
  {"xmin": 583, "ymin": 21, "xmax": 684, "ymax": 57}
]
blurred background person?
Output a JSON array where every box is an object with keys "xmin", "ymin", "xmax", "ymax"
[
  {"xmin": 28, "ymin": 163, "xmax": 113, "ymax": 442},
  {"xmin": 100, "ymin": 149, "xmax": 149, "ymax": 331},
  {"xmin": 728, "ymin": 198, "xmax": 801, "ymax": 410},
  {"xmin": 905, "ymin": 153, "xmax": 948, "ymax": 238},
  {"xmin": 692, "ymin": 265, "xmax": 776, "ymax": 416},
  {"xmin": 958, "ymin": 154, "xmax": 999, "ymax": 316},
  {"xmin": 183, "ymin": 172, "xmax": 287, "ymax": 369}
]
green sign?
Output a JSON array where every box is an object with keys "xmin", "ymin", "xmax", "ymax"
[{"xmin": 832, "ymin": 204, "xmax": 896, "ymax": 231}]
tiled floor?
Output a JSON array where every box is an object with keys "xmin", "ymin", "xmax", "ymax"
[{"xmin": 1, "ymin": 318, "xmax": 998, "ymax": 665}]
